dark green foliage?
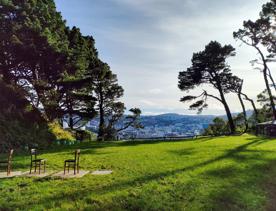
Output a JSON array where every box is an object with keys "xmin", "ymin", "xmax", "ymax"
[
  {"xmin": 234, "ymin": 6, "xmax": 276, "ymax": 120},
  {"xmin": 178, "ymin": 41, "xmax": 236, "ymax": 92},
  {"xmin": 0, "ymin": 80, "xmax": 55, "ymax": 152},
  {"xmin": 0, "ymin": 0, "xmax": 99, "ymax": 123},
  {"xmin": 59, "ymin": 28, "xmax": 99, "ymax": 128},
  {"xmin": 180, "ymin": 95, "xmax": 197, "ymax": 102},
  {"xmin": 256, "ymin": 89, "xmax": 276, "ymax": 122},
  {"xmin": 178, "ymin": 41, "xmax": 239, "ymax": 134},
  {"xmin": 89, "ymin": 62, "xmax": 142, "ymax": 140},
  {"xmin": 203, "ymin": 117, "xmax": 230, "ymax": 136},
  {"xmin": 233, "ymin": 113, "xmax": 248, "ymax": 133},
  {"xmin": 89, "ymin": 62, "xmax": 124, "ymax": 140},
  {"xmin": 0, "ymin": 0, "xmax": 103, "ymax": 148},
  {"xmin": 260, "ymin": 0, "xmax": 276, "ymax": 55},
  {"xmin": 0, "ymin": 0, "xmax": 139, "ymax": 146}
]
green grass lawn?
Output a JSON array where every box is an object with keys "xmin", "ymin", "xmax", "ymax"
[{"xmin": 1, "ymin": 134, "xmax": 276, "ymax": 210}]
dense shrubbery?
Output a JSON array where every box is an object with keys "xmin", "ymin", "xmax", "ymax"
[
  {"xmin": 79, "ymin": 130, "xmax": 97, "ymax": 142},
  {"xmin": 0, "ymin": 80, "xmax": 56, "ymax": 152},
  {"xmin": 0, "ymin": 0, "xmax": 141, "ymax": 145},
  {"xmin": 48, "ymin": 122, "xmax": 75, "ymax": 142},
  {"xmin": 203, "ymin": 117, "xmax": 230, "ymax": 136}
]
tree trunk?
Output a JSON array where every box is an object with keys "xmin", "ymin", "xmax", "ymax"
[
  {"xmin": 263, "ymin": 68, "xmax": 276, "ymax": 120},
  {"xmin": 69, "ymin": 114, "xmax": 74, "ymax": 130},
  {"xmin": 238, "ymin": 93, "xmax": 248, "ymax": 133},
  {"xmin": 256, "ymin": 47, "xmax": 276, "ymax": 120},
  {"xmin": 268, "ymin": 67, "xmax": 276, "ymax": 92},
  {"xmin": 98, "ymin": 107, "xmax": 105, "ymax": 140},
  {"xmin": 97, "ymin": 88, "xmax": 105, "ymax": 141},
  {"xmin": 241, "ymin": 93, "xmax": 259, "ymax": 123},
  {"xmin": 218, "ymin": 89, "xmax": 236, "ymax": 134}
]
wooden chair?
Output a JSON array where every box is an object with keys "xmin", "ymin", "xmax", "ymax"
[
  {"xmin": 29, "ymin": 149, "xmax": 46, "ymax": 174},
  {"xmin": 0, "ymin": 149, "xmax": 14, "ymax": 176},
  {"xmin": 64, "ymin": 149, "xmax": 80, "ymax": 175}
]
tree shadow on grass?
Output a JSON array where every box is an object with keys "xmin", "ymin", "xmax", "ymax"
[
  {"xmin": 9, "ymin": 138, "xmax": 272, "ymax": 209},
  {"xmin": 203, "ymin": 159, "xmax": 276, "ymax": 210},
  {"xmin": 195, "ymin": 136, "xmax": 228, "ymax": 142},
  {"xmin": 167, "ymin": 148, "xmax": 196, "ymax": 156},
  {"xmin": 205, "ymin": 165, "xmax": 239, "ymax": 178},
  {"xmin": 3, "ymin": 137, "xmax": 276, "ymax": 210},
  {"xmin": 116, "ymin": 138, "xmax": 196, "ymax": 147},
  {"xmin": 80, "ymin": 149, "xmax": 115, "ymax": 156},
  {"xmin": 34, "ymin": 138, "xmax": 197, "ymax": 157},
  {"xmin": 37, "ymin": 141, "xmax": 160, "ymax": 155},
  {"xmin": 246, "ymin": 136, "xmax": 273, "ymax": 141}
]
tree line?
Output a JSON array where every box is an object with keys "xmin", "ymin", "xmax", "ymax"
[
  {"xmin": 178, "ymin": 0, "xmax": 276, "ymax": 135},
  {"xmin": 0, "ymin": 0, "xmax": 142, "ymax": 142}
]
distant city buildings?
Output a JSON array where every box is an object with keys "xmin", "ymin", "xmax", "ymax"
[{"xmin": 86, "ymin": 113, "xmax": 214, "ymax": 139}]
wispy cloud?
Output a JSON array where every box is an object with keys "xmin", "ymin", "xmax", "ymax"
[{"xmin": 55, "ymin": 0, "xmax": 266, "ymax": 115}]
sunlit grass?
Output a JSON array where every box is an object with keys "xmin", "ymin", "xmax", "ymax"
[{"xmin": 0, "ymin": 134, "xmax": 276, "ymax": 210}]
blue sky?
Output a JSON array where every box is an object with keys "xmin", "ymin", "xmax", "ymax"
[{"xmin": 55, "ymin": 0, "xmax": 267, "ymax": 115}]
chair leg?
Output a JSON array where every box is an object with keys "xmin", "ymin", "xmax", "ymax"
[
  {"xmin": 77, "ymin": 163, "xmax": 79, "ymax": 174},
  {"xmin": 29, "ymin": 162, "xmax": 32, "ymax": 174},
  {"xmin": 74, "ymin": 163, "xmax": 76, "ymax": 175},
  {"xmin": 34, "ymin": 162, "xmax": 37, "ymax": 173},
  {"xmin": 64, "ymin": 162, "xmax": 66, "ymax": 175},
  {"xmin": 38, "ymin": 162, "xmax": 41, "ymax": 174}
]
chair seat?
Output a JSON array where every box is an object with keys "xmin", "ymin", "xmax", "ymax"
[{"xmin": 65, "ymin": 159, "xmax": 76, "ymax": 163}]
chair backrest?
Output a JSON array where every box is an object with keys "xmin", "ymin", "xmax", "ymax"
[
  {"xmin": 8, "ymin": 149, "xmax": 13, "ymax": 163},
  {"xmin": 74, "ymin": 149, "xmax": 80, "ymax": 163},
  {"xmin": 30, "ymin": 149, "xmax": 37, "ymax": 161}
]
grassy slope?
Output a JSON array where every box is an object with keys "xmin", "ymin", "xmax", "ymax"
[{"xmin": 1, "ymin": 134, "xmax": 276, "ymax": 210}]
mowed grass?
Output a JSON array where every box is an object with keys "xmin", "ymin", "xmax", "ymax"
[{"xmin": 1, "ymin": 134, "xmax": 276, "ymax": 210}]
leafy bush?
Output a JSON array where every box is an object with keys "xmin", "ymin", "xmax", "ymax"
[
  {"xmin": 48, "ymin": 122, "xmax": 75, "ymax": 142},
  {"xmin": 75, "ymin": 130, "xmax": 97, "ymax": 142},
  {"xmin": 203, "ymin": 117, "xmax": 230, "ymax": 136},
  {"xmin": 0, "ymin": 81, "xmax": 56, "ymax": 152}
]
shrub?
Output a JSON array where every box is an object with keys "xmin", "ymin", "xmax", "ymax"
[
  {"xmin": 48, "ymin": 122, "xmax": 75, "ymax": 142},
  {"xmin": 0, "ymin": 81, "xmax": 56, "ymax": 152},
  {"xmin": 203, "ymin": 117, "xmax": 230, "ymax": 136},
  {"xmin": 75, "ymin": 130, "xmax": 97, "ymax": 142}
]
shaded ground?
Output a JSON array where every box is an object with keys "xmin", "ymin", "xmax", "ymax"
[{"xmin": 0, "ymin": 134, "xmax": 276, "ymax": 210}]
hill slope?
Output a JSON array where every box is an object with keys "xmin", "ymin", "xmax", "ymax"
[{"xmin": 88, "ymin": 113, "xmax": 215, "ymax": 137}]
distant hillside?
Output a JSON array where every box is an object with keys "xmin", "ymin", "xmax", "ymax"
[
  {"xmin": 88, "ymin": 113, "xmax": 215, "ymax": 129},
  {"xmin": 140, "ymin": 113, "xmax": 215, "ymax": 127},
  {"xmin": 87, "ymin": 111, "xmax": 253, "ymax": 138},
  {"xmin": 87, "ymin": 113, "xmax": 216, "ymax": 138}
]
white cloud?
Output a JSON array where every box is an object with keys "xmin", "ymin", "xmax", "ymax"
[
  {"xmin": 139, "ymin": 99, "xmax": 157, "ymax": 106},
  {"xmin": 148, "ymin": 88, "xmax": 163, "ymax": 95},
  {"xmin": 55, "ymin": 0, "xmax": 268, "ymax": 115}
]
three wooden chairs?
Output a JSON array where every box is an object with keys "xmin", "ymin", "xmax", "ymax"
[{"xmin": 0, "ymin": 149, "xmax": 81, "ymax": 176}]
